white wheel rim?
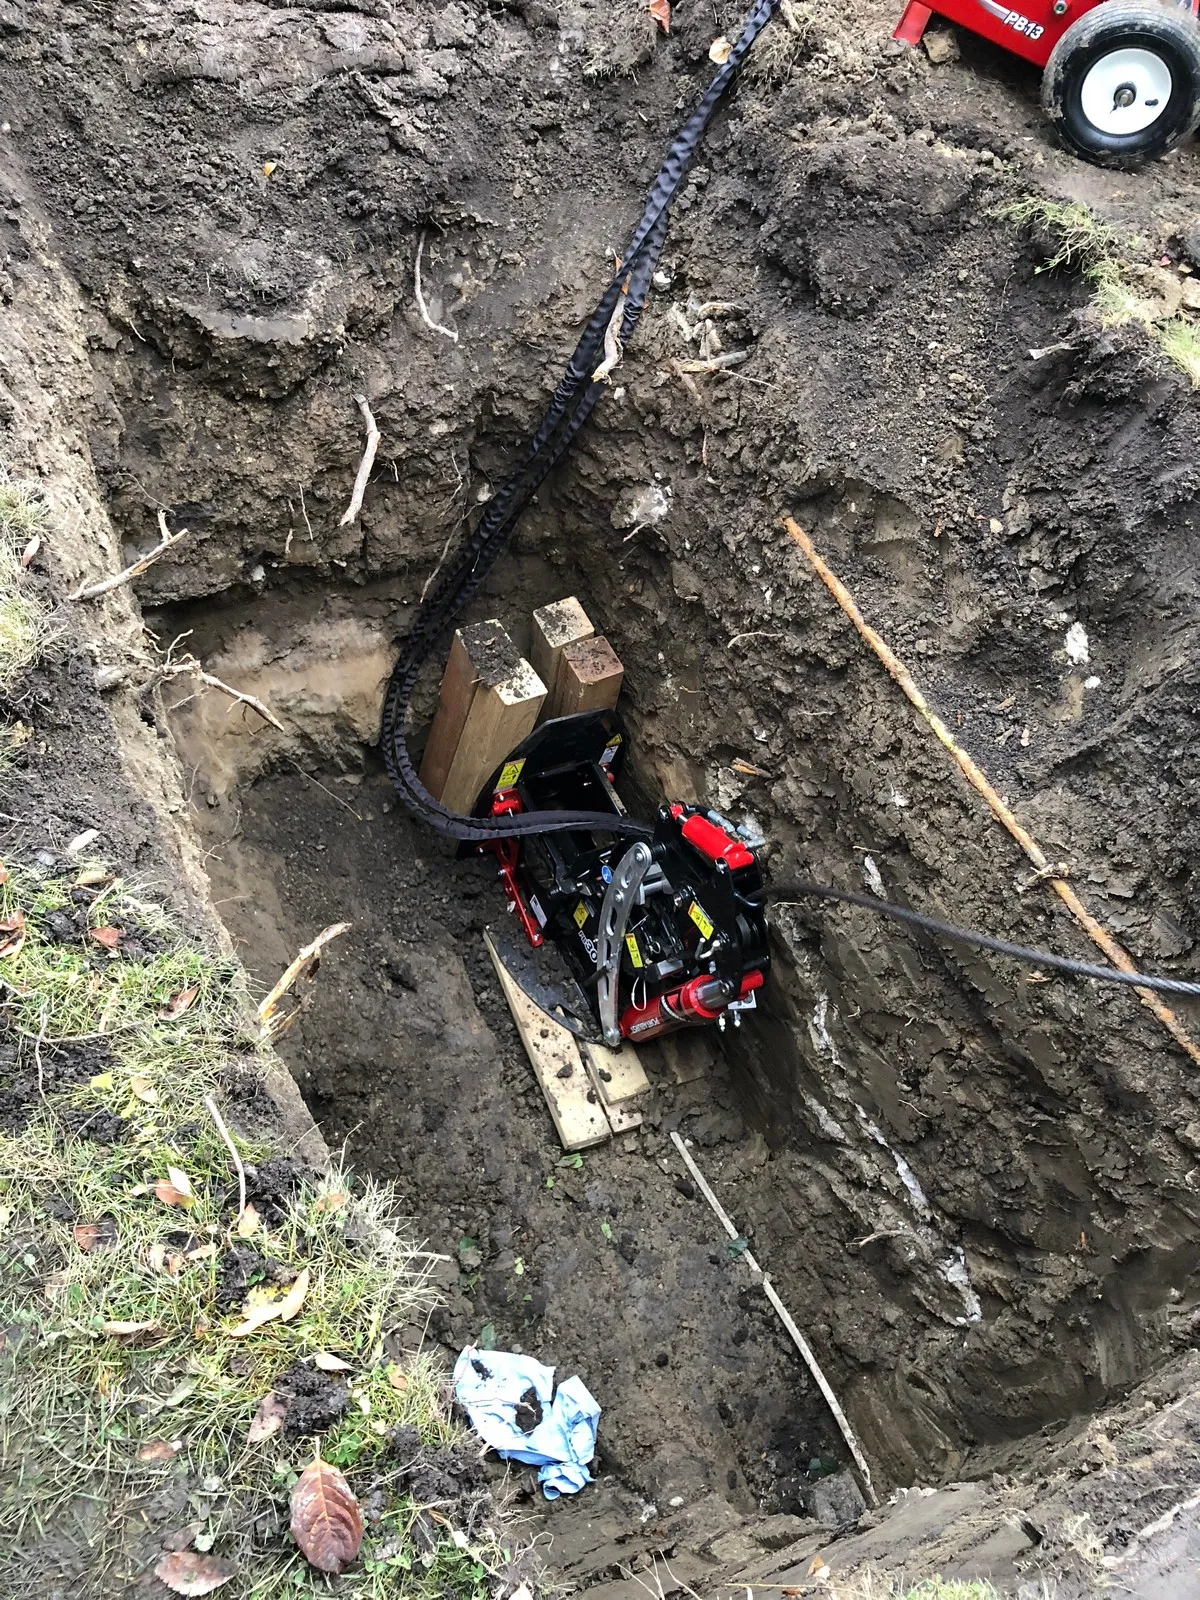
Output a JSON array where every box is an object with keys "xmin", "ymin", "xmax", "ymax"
[{"xmin": 1080, "ymin": 46, "xmax": 1174, "ymax": 135}]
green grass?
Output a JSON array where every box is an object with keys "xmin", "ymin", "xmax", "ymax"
[
  {"xmin": 0, "ymin": 470, "xmax": 49, "ymax": 694},
  {"xmin": 999, "ymin": 195, "xmax": 1200, "ymax": 388},
  {"xmin": 831, "ymin": 1577, "xmax": 1038, "ymax": 1599},
  {"xmin": 0, "ymin": 860, "xmax": 511, "ymax": 1598}
]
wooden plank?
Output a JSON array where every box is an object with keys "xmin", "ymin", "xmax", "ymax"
[
  {"xmin": 440, "ymin": 655, "xmax": 547, "ymax": 815},
  {"xmin": 531, "ymin": 596, "xmax": 594, "ymax": 718},
  {"xmin": 556, "ymin": 635, "xmax": 624, "ymax": 718},
  {"xmin": 484, "ymin": 931, "xmax": 611, "ymax": 1152},
  {"xmin": 580, "ymin": 1041, "xmax": 644, "ymax": 1134},
  {"xmin": 419, "ymin": 620, "xmax": 521, "ymax": 802},
  {"xmin": 579, "ymin": 1038, "xmax": 650, "ymax": 1106}
]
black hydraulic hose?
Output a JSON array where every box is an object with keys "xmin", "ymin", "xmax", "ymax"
[
  {"xmin": 760, "ymin": 880, "xmax": 1200, "ymax": 999},
  {"xmin": 380, "ymin": 0, "xmax": 782, "ymax": 841}
]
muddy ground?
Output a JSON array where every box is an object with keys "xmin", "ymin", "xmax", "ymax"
[{"xmin": 3, "ymin": 0, "xmax": 1200, "ymax": 1587}]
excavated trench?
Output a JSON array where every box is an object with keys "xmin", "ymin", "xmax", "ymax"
[{"xmin": 6, "ymin": 0, "xmax": 1200, "ymax": 1553}]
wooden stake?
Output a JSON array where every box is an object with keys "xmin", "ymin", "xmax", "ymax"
[
  {"xmin": 440, "ymin": 656, "xmax": 546, "ymax": 814},
  {"xmin": 556, "ymin": 635, "xmax": 624, "ymax": 718},
  {"xmin": 419, "ymin": 628, "xmax": 492, "ymax": 802},
  {"xmin": 530, "ymin": 597, "xmax": 594, "ymax": 717}
]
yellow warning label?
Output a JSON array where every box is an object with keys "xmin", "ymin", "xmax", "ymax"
[
  {"xmin": 625, "ymin": 932, "xmax": 644, "ymax": 969},
  {"xmin": 495, "ymin": 758, "xmax": 526, "ymax": 791},
  {"xmin": 688, "ymin": 901, "xmax": 715, "ymax": 941},
  {"xmin": 573, "ymin": 901, "xmax": 589, "ymax": 929},
  {"xmin": 599, "ymin": 736, "xmax": 623, "ymax": 767}
]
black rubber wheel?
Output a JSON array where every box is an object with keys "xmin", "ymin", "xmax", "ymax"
[{"xmin": 1041, "ymin": 1, "xmax": 1200, "ymax": 166}]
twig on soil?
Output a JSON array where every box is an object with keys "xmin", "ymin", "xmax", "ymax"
[
  {"xmin": 415, "ymin": 230, "xmax": 459, "ymax": 344},
  {"xmin": 338, "ymin": 394, "xmax": 382, "ymax": 528},
  {"xmin": 70, "ymin": 511, "xmax": 189, "ymax": 601},
  {"xmin": 727, "ymin": 630, "xmax": 783, "ymax": 650},
  {"xmin": 204, "ymin": 1093, "xmax": 247, "ymax": 1223},
  {"xmin": 298, "ymin": 484, "xmax": 314, "ymax": 540},
  {"xmin": 158, "ymin": 657, "xmax": 286, "ymax": 734},
  {"xmin": 420, "ymin": 522, "xmax": 460, "ymax": 603},
  {"xmin": 669, "ymin": 1130, "xmax": 879, "ymax": 1507},
  {"xmin": 782, "ymin": 515, "xmax": 1200, "ymax": 1069},
  {"xmin": 258, "ymin": 922, "xmax": 352, "ymax": 1043},
  {"xmin": 593, "ymin": 280, "xmax": 629, "ymax": 382}
]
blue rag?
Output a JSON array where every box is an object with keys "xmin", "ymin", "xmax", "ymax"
[{"xmin": 452, "ymin": 1346, "xmax": 601, "ymax": 1498}]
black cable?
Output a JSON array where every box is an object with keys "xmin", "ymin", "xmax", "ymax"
[{"xmin": 760, "ymin": 880, "xmax": 1200, "ymax": 999}]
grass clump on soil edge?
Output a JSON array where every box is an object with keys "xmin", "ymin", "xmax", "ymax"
[
  {"xmin": 0, "ymin": 471, "xmax": 48, "ymax": 766},
  {"xmin": 0, "ymin": 859, "xmax": 513, "ymax": 1598},
  {"xmin": 999, "ymin": 195, "xmax": 1200, "ymax": 386}
]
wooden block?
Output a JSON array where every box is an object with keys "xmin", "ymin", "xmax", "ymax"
[
  {"xmin": 440, "ymin": 656, "xmax": 547, "ymax": 814},
  {"xmin": 419, "ymin": 620, "xmax": 521, "ymax": 802},
  {"xmin": 484, "ymin": 932, "xmax": 611, "ymax": 1152},
  {"xmin": 531, "ymin": 596, "xmax": 594, "ymax": 718},
  {"xmin": 556, "ymin": 635, "xmax": 624, "ymax": 718},
  {"xmin": 579, "ymin": 1039, "xmax": 650, "ymax": 1106},
  {"xmin": 579, "ymin": 1041, "xmax": 646, "ymax": 1134}
]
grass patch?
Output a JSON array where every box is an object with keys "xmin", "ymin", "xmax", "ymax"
[
  {"xmin": 831, "ymin": 1575, "xmax": 1052, "ymax": 1599},
  {"xmin": 0, "ymin": 859, "xmax": 512, "ymax": 1598},
  {"xmin": 999, "ymin": 195, "xmax": 1200, "ymax": 387},
  {"xmin": 0, "ymin": 469, "xmax": 50, "ymax": 695}
]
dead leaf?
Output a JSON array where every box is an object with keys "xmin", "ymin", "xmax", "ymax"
[
  {"xmin": 75, "ymin": 866, "xmax": 111, "ymax": 887},
  {"xmin": 91, "ymin": 1071, "xmax": 115, "ymax": 1091},
  {"xmin": 100, "ymin": 1318, "xmax": 160, "ymax": 1336},
  {"xmin": 648, "ymin": 0, "xmax": 670, "ymax": 30},
  {"xmin": 806, "ymin": 1555, "xmax": 830, "ymax": 1578},
  {"xmin": 313, "ymin": 1190, "xmax": 350, "ymax": 1214},
  {"xmin": 290, "ymin": 1458, "xmax": 363, "ymax": 1574},
  {"xmin": 74, "ymin": 1218, "xmax": 118, "ymax": 1253},
  {"xmin": 0, "ymin": 863, "xmax": 7, "ymax": 883},
  {"xmin": 186, "ymin": 1242, "xmax": 218, "ymax": 1263},
  {"xmin": 262, "ymin": 161, "xmax": 277, "ymax": 177},
  {"xmin": 20, "ymin": 534, "xmax": 40, "ymax": 568},
  {"xmin": 388, "ymin": 1365, "xmax": 409, "ymax": 1392},
  {"xmin": 229, "ymin": 1266, "xmax": 310, "ymax": 1336},
  {"xmin": 137, "ymin": 1438, "xmax": 183, "ymax": 1463},
  {"xmin": 147, "ymin": 1242, "xmax": 184, "ymax": 1275},
  {"xmin": 708, "ymin": 33, "xmax": 731, "ymax": 61},
  {"xmin": 235, "ymin": 1203, "xmax": 261, "ymax": 1238},
  {"xmin": 312, "ymin": 1351, "xmax": 351, "ymax": 1372},
  {"xmin": 0, "ymin": 911, "xmax": 26, "ymax": 959},
  {"xmin": 154, "ymin": 1550, "xmax": 238, "ymax": 1596},
  {"xmin": 155, "ymin": 1179, "xmax": 194, "ymax": 1211},
  {"xmin": 247, "ymin": 1391, "xmax": 288, "ymax": 1443},
  {"xmin": 90, "ymin": 925, "xmax": 122, "ymax": 950},
  {"xmin": 167, "ymin": 1166, "xmax": 194, "ymax": 1199},
  {"xmin": 162, "ymin": 1524, "xmax": 203, "ymax": 1553},
  {"xmin": 160, "ymin": 985, "xmax": 199, "ymax": 1021},
  {"xmin": 130, "ymin": 1075, "xmax": 159, "ymax": 1104}
]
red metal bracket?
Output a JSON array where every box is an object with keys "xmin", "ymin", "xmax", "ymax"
[{"xmin": 893, "ymin": 0, "xmax": 932, "ymax": 43}]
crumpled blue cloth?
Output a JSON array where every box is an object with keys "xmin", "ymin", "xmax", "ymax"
[{"xmin": 452, "ymin": 1346, "xmax": 600, "ymax": 1498}]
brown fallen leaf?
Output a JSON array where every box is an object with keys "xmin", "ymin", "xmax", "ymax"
[
  {"xmin": 0, "ymin": 863, "xmax": 7, "ymax": 883},
  {"xmin": 388, "ymin": 1365, "xmax": 409, "ymax": 1393},
  {"xmin": 160, "ymin": 984, "xmax": 199, "ymax": 1021},
  {"xmin": 648, "ymin": 0, "xmax": 670, "ymax": 31},
  {"xmin": 130, "ymin": 1075, "xmax": 159, "ymax": 1104},
  {"xmin": 148, "ymin": 1242, "xmax": 185, "ymax": 1276},
  {"xmin": 807, "ymin": 1554, "xmax": 830, "ymax": 1577},
  {"xmin": 290, "ymin": 1458, "xmax": 363, "ymax": 1574},
  {"xmin": 74, "ymin": 1218, "xmax": 118, "ymax": 1253},
  {"xmin": 137, "ymin": 1438, "xmax": 183, "ymax": 1463},
  {"xmin": 235, "ymin": 1202, "xmax": 261, "ymax": 1239},
  {"xmin": 186, "ymin": 1241, "xmax": 218, "ymax": 1263},
  {"xmin": 75, "ymin": 866, "xmax": 111, "ymax": 887},
  {"xmin": 312, "ymin": 1351, "xmax": 351, "ymax": 1372},
  {"xmin": 162, "ymin": 1524, "xmax": 203, "ymax": 1553},
  {"xmin": 90, "ymin": 925, "xmax": 122, "ymax": 950},
  {"xmin": 100, "ymin": 1318, "xmax": 160, "ymax": 1336},
  {"xmin": 0, "ymin": 911, "xmax": 26, "ymax": 959},
  {"xmin": 708, "ymin": 33, "xmax": 731, "ymax": 61},
  {"xmin": 229, "ymin": 1266, "xmax": 310, "ymax": 1337},
  {"xmin": 247, "ymin": 1391, "xmax": 288, "ymax": 1444},
  {"xmin": 20, "ymin": 534, "xmax": 40, "ymax": 568},
  {"xmin": 155, "ymin": 1180, "xmax": 194, "ymax": 1211},
  {"xmin": 154, "ymin": 1550, "xmax": 238, "ymax": 1596},
  {"xmin": 313, "ymin": 1190, "xmax": 350, "ymax": 1214}
]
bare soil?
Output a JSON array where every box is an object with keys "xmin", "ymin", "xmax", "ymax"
[{"xmin": 3, "ymin": 0, "xmax": 1200, "ymax": 1589}]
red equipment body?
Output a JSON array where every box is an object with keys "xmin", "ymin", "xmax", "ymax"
[{"xmin": 896, "ymin": 0, "xmax": 1198, "ymax": 68}]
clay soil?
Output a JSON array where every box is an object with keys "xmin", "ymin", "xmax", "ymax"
[{"xmin": 3, "ymin": 0, "xmax": 1200, "ymax": 1588}]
